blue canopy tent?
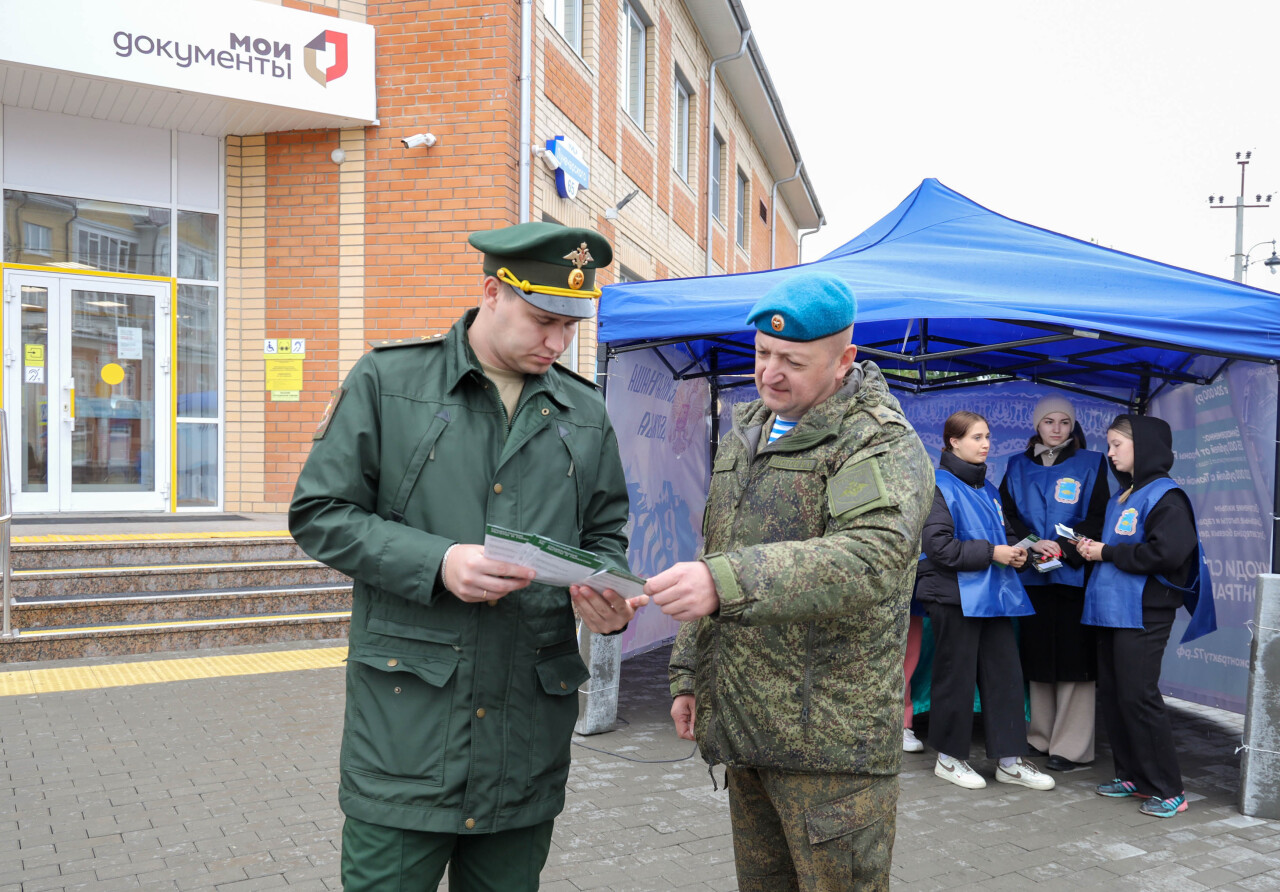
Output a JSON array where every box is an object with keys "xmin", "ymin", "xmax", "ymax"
[{"xmin": 599, "ymin": 178, "xmax": 1280, "ymax": 573}]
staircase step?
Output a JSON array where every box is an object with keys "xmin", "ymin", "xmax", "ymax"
[
  {"xmin": 12, "ymin": 583, "xmax": 353, "ymax": 628},
  {"xmin": 10, "ymin": 536, "xmax": 306, "ymax": 570},
  {"xmin": 11, "ymin": 560, "xmax": 348, "ymax": 598},
  {"xmin": 0, "ymin": 612, "xmax": 352, "ymax": 664}
]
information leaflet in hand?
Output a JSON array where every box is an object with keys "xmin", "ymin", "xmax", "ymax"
[{"xmin": 482, "ymin": 525, "xmax": 647, "ymax": 598}]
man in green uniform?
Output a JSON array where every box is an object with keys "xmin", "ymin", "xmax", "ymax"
[
  {"xmin": 648, "ymin": 271, "xmax": 934, "ymax": 892},
  {"xmin": 289, "ymin": 222, "xmax": 646, "ymax": 891}
]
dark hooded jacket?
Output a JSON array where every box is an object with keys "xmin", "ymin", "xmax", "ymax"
[
  {"xmin": 1100, "ymin": 415, "xmax": 1197, "ymax": 609},
  {"xmin": 915, "ymin": 450, "xmax": 1017, "ymax": 606}
]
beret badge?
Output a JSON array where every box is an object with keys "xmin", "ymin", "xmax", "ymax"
[{"xmin": 771, "ymin": 314, "xmax": 785, "ymax": 332}]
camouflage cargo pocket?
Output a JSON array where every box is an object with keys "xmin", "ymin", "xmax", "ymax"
[{"xmin": 805, "ymin": 774, "xmax": 898, "ymax": 877}]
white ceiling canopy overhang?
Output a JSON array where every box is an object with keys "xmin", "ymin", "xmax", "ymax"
[
  {"xmin": 685, "ymin": 0, "xmax": 823, "ymax": 230},
  {"xmin": 0, "ymin": 0, "xmax": 377, "ymax": 137}
]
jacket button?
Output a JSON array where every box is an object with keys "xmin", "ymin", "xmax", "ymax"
[
  {"xmin": 541, "ymin": 408, "xmax": 550, "ymax": 415},
  {"xmin": 476, "ymin": 708, "xmax": 486, "ymax": 718},
  {"xmin": 393, "ymin": 686, "xmax": 402, "ymax": 694},
  {"xmin": 465, "ymin": 818, "xmax": 476, "ymax": 829},
  {"xmin": 387, "ymin": 658, "xmax": 399, "ymax": 667},
  {"xmin": 487, "ymin": 600, "xmax": 497, "ymax": 608},
  {"xmin": 560, "ymin": 681, "xmax": 567, "ymax": 690},
  {"xmin": 493, "ymin": 483, "xmax": 503, "ymax": 494}
]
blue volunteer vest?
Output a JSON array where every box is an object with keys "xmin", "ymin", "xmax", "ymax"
[
  {"xmin": 1002, "ymin": 450, "xmax": 1103, "ymax": 588},
  {"xmin": 934, "ymin": 468, "xmax": 1034, "ymax": 618},
  {"xmin": 1082, "ymin": 477, "xmax": 1217, "ymax": 643}
]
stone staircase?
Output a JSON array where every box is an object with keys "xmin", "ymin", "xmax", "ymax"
[{"xmin": 0, "ymin": 535, "xmax": 351, "ymax": 663}]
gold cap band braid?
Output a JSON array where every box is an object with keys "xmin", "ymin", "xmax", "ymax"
[
  {"xmin": 481, "ymin": 253, "xmax": 600, "ymax": 293},
  {"xmin": 496, "ymin": 267, "xmax": 601, "ymax": 300}
]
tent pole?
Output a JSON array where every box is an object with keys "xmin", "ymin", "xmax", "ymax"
[
  {"xmin": 1272, "ymin": 364, "xmax": 1280, "ymax": 574},
  {"xmin": 597, "ymin": 348, "xmax": 611, "ymax": 395},
  {"xmin": 1135, "ymin": 372, "xmax": 1152, "ymax": 415},
  {"xmin": 709, "ymin": 349, "xmax": 721, "ymax": 465}
]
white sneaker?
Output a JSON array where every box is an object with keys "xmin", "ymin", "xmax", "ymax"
[
  {"xmin": 996, "ymin": 757, "xmax": 1056, "ymax": 791},
  {"xmin": 903, "ymin": 728, "xmax": 925, "ymax": 753},
  {"xmin": 935, "ymin": 756, "xmax": 986, "ymax": 789}
]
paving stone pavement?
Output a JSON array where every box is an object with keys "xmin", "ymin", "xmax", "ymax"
[{"xmin": 2, "ymin": 639, "xmax": 1278, "ymax": 891}]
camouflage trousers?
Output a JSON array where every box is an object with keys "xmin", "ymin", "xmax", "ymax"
[{"xmin": 726, "ymin": 767, "xmax": 898, "ymax": 892}]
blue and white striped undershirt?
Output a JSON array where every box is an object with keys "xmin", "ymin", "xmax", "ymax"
[{"xmin": 767, "ymin": 416, "xmax": 798, "ymax": 444}]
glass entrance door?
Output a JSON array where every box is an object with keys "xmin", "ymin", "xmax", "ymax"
[{"xmin": 5, "ymin": 272, "xmax": 170, "ymax": 513}]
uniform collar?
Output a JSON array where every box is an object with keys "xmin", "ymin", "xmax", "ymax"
[
  {"xmin": 442, "ymin": 309, "xmax": 575, "ymax": 410},
  {"xmin": 734, "ymin": 360, "xmax": 890, "ymax": 454}
]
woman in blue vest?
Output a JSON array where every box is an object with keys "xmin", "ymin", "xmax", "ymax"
[
  {"xmin": 1077, "ymin": 414, "xmax": 1216, "ymax": 819},
  {"xmin": 999, "ymin": 396, "xmax": 1109, "ymax": 773},
  {"xmin": 916, "ymin": 411, "xmax": 1055, "ymax": 792}
]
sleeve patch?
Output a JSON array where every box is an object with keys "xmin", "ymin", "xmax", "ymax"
[
  {"xmin": 313, "ymin": 387, "xmax": 346, "ymax": 441},
  {"xmin": 827, "ymin": 457, "xmax": 891, "ymax": 520}
]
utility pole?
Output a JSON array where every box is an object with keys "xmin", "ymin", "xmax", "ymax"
[{"xmin": 1209, "ymin": 151, "xmax": 1272, "ymax": 282}]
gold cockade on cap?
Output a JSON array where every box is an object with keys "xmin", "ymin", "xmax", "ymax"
[{"xmin": 564, "ymin": 242, "xmax": 593, "ymax": 290}]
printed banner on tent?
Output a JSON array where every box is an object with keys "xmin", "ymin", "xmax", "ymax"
[
  {"xmin": 606, "ymin": 348, "xmax": 710, "ymax": 657},
  {"xmin": 1152, "ymin": 362, "xmax": 1276, "ymax": 712}
]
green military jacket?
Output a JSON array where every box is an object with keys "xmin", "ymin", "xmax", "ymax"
[
  {"xmin": 669, "ymin": 363, "xmax": 933, "ymax": 776},
  {"xmin": 290, "ymin": 310, "xmax": 629, "ymax": 834}
]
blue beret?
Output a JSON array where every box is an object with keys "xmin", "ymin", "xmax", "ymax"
[{"xmin": 746, "ymin": 272, "xmax": 857, "ymax": 342}]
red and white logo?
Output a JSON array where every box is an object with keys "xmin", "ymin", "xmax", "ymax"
[{"xmin": 304, "ymin": 30, "xmax": 348, "ymax": 87}]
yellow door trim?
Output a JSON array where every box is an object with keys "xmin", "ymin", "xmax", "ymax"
[{"xmin": 0, "ymin": 262, "xmax": 173, "ymax": 284}]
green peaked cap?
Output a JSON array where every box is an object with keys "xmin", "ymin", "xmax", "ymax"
[{"xmin": 468, "ymin": 222, "xmax": 614, "ymax": 319}]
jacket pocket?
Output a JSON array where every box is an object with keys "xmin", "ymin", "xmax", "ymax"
[
  {"xmin": 558, "ymin": 425, "xmax": 589, "ymax": 529},
  {"xmin": 387, "ymin": 410, "xmax": 451, "ymax": 523},
  {"xmin": 805, "ymin": 776, "xmax": 898, "ymax": 849},
  {"xmin": 343, "ymin": 649, "xmax": 461, "ymax": 787},
  {"xmin": 528, "ymin": 643, "xmax": 591, "ymax": 784},
  {"xmin": 367, "ymin": 616, "xmax": 462, "ymax": 646}
]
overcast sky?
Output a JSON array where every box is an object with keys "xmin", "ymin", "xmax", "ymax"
[{"xmin": 744, "ymin": 0, "xmax": 1280, "ymax": 289}]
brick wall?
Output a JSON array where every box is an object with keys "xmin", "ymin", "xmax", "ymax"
[{"xmin": 232, "ymin": 0, "xmax": 809, "ymax": 511}]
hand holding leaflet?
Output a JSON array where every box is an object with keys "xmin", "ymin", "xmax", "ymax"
[
  {"xmin": 1012, "ymin": 533, "xmax": 1063, "ymax": 573},
  {"xmin": 482, "ymin": 525, "xmax": 647, "ymax": 598}
]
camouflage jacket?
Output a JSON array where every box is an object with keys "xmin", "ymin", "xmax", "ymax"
[{"xmin": 668, "ymin": 362, "xmax": 934, "ymax": 776}]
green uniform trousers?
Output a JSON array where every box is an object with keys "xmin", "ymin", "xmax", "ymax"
[
  {"xmin": 727, "ymin": 768, "xmax": 898, "ymax": 892},
  {"xmin": 340, "ymin": 815, "xmax": 555, "ymax": 891}
]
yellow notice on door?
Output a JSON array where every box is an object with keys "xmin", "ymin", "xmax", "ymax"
[
  {"xmin": 265, "ymin": 355, "xmax": 304, "ymax": 391},
  {"xmin": 24, "ymin": 344, "xmax": 44, "ymax": 367}
]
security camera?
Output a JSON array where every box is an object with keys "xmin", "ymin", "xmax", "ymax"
[{"xmin": 401, "ymin": 133, "xmax": 437, "ymax": 149}]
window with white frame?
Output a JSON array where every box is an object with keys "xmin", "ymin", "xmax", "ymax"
[
  {"xmin": 674, "ymin": 73, "xmax": 692, "ymax": 182},
  {"xmin": 623, "ymin": 2, "xmax": 647, "ymax": 128},
  {"xmin": 711, "ymin": 131, "xmax": 725, "ymax": 221},
  {"xmin": 23, "ymin": 222, "xmax": 52, "ymax": 255},
  {"xmin": 545, "ymin": 0, "xmax": 582, "ymax": 55},
  {"xmin": 736, "ymin": 168, "xmax": 749, "ymax": 248}
]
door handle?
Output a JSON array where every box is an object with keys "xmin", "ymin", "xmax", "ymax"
[{"xmin": 64, "ymin": 377, "xmax": 76, "ymax": 432}]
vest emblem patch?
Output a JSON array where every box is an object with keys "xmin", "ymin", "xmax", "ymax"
[
  {"xmin": 1054, "ymin": 477, "xmax": 1082, "ymax": 504},
  {"xmin": 1115, "ymin": 507, "xmax": 1140, "ymax": 536}
]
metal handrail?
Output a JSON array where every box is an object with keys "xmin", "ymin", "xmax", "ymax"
[{"xmin": 1, "ymin": 409, "xmax": 12, "ymax": 638}]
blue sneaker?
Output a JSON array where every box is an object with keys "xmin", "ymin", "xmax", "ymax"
[
  {"xmin": 1095, "ymin": 778, "xmax": 1141, "ymax": 798},
  {"xmin": 1138, "ymin": 793, "xmax": 1187, "ymax": 818}
]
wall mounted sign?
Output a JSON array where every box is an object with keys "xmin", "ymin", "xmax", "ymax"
[
  {"xmin": 546, "ymin": 136, "xmax": 590, "ymax": 200},
  {"xmin": 0, "ymin": 0, "xmax": 376, "ymax": 122}
]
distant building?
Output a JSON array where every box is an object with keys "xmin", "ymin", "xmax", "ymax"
[{"xmin": 0, "ymin": 0, "xmax": 821, "ymax": 514}]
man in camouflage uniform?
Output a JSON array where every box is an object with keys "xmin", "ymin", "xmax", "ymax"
[{"xmin": 647, "ymin": 271, "xmax": 934, "ymax": 891}]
